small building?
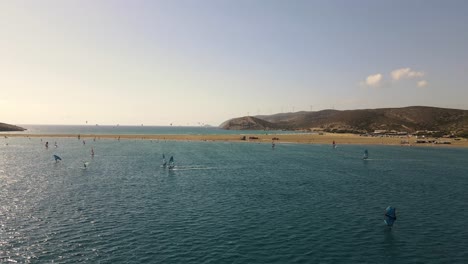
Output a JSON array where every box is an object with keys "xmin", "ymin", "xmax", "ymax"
[{"xmin": 373, "ymin": 130, "xmax": 387, "ymax": 134}]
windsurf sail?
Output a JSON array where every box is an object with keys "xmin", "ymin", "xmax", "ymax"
[
  {"xmin": 363, "ymin": 149, "xmax": 369, "ymax": 159},
  {"xmin": 168, "ymin": 156, "xmax": 174, "ymax": 169},
  {"xmin": 53, "ymin": 155, "xmax": 62, "ymax": 161},
  {"xmin": 384, "ymin": 206, "xmax": 397, "ymax": 227},
  {"xmin": 162, "ymin": 154, "xmax": 167, "ymax": 167}
]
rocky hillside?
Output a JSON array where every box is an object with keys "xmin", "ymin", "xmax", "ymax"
[
  {"xmin": 0, "ymin": 122, "xmax": 26, "ymax": 132},
  {"xmin": 220, "ymin": 106, "xmax": 468, "ymax": 135},
  {"xmin": 219, "ymin": 116, "xmax": 280, "ymax": 130}
]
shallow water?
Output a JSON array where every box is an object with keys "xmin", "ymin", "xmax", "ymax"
[
  {"xmin": 1, "ymin": 137, "xmax": 467, "ymax": 263},
  {"xmin": 7, "ymin": 125, "xmax": 302, "ymax": 135}
]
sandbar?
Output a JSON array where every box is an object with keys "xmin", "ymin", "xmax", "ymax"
[{"xmin": 2, "ymin": 132, "xmax": 468, "ymax": 147}]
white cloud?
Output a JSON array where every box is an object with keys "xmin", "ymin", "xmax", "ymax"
[
  {"xmin": 417, "ymin": 80, "xmax": 428, "ymax": 88},
  {"xmin": 365, "ymin": 73, "xmax": 383, "ymax": 87},
  {"xmin": 391, "ymin": 68, "xmax": 424, "ymax": 80},
  {"xmin": 361, "ymin": 67, "xmax": 427, "ymax": 89}
]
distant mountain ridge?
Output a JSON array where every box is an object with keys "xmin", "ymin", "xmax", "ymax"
[
  {"xmin": 220, "ymin": 106, "xmax": 468, "ymax": 136},
  {"xmin": 0, "ymin": 123, "xmax": 26, "ymax": 132}
]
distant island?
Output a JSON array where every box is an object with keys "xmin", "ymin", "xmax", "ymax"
[
  {"xmin": 220, "ymin": 106, "xmax": 468, "ymax": 138},
  {"xmin": 0, "ymin": 122, "xmax": 26, "ymax": 132}
]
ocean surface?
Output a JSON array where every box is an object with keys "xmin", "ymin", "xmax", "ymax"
[
  {"xmin": 1, "ymin": 136, "xmax": 468, "ymax": 263},
  {"xmin": 7, "ymin": 125, "xmax": 303, "ymax": 135}
]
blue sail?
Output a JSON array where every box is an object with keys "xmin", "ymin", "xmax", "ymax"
[
  {"xmin": 384, "ymin": 206, "xmax": 397, "ymax": 226},
  {"xmin": 53, "ymin": 155, "xmax": 62, "ymax": 161},
  {"xmin": 363, "ymin": 149, "xmax": 369, "ymax": 159}
]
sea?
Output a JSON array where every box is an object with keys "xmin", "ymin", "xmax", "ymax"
[
  {"xmin": 11, "ymin": 125, "xmax": 303, "ymax": 135},
  {"xmin": 1, "ymin": 126, "xmax": 467, "ymax": 263}
]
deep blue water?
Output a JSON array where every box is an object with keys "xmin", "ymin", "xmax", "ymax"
[{"xmin": 1, "ymin": 137, "xmax": 467, "ymax": 263}]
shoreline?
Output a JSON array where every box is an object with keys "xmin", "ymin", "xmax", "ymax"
[{"xmin": 3, "ymin": 133, "xmax": 468, "ymax": 148}]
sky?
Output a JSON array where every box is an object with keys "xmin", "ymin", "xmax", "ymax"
[{"xmin": 1, "ymin": 0, "xmax": 468, "ymax": 126}]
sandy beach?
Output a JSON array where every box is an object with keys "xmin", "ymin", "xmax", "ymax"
[{"xmin": 3, "ymin": 132, "xmax": 468, "ymax": 147}]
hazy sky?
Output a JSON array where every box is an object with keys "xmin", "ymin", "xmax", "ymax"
[{"xmin": 1, "ymin": 0, "xmax": 467, "ymax": 126}]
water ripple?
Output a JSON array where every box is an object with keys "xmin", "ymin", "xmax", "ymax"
[{"xmin": 0, "ymin": 139, "xmax": 467, "ymax": 263}]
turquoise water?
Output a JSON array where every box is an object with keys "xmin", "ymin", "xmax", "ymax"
[
  {"xmin": 1, "ymin": 137, "xmax": 467, "ymax": 263},
  {"xmin": 7, "ymin": 125, "xmax": 301, "ymax": 135}
]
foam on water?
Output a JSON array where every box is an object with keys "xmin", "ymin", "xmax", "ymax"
[{"xmin": 1, "ymin": 137, "xmax": 467, "ymax": 263}]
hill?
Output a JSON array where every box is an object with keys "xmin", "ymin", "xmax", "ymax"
[
  {"xmin": 0, "ymin": 123, "xmax": 26, "ymax": 132},
  {"xmin": 220, "ymin": 106, "xmax": 468, "ymax": 136},
  {"xmin": 219, "ymin": 116, "xmax": 280, "ymax": 130}
]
